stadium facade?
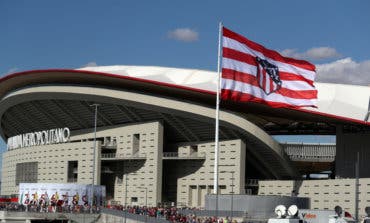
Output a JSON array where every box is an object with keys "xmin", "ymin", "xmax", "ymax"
[{"xmin": 0, "ymin": 66, "xmax": 370, "ymax": 212}]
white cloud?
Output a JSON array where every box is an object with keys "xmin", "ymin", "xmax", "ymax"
[
  {"xmin": 82, "ymin": 62, "xmax": 97, "ymax": 67},
  {"xmin": 316, "ymin": 57, "xmax": 370, "ymax": 86},
  {"xmin": 281, "ymin": 47, "xmax": 341, "ymax": 60},
  {"xmin": 306, "ymin": 47, "xmax": 341, "ymax": 60},
  {"xmin": 280, "ymin": 49, "xmax": 298, "ymax": 58},
  {"xmin": 167, "ymin": 28, "xmax": 199, "ymax": 42}
]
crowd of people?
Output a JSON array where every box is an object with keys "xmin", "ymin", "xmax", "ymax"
[
  {"xmin": 0, "ymin": 202, "xmax": 238, "ymax": 223},
  {"xmin": 109, "ymin": 205, "xmax": 238, "ymax": 223}
]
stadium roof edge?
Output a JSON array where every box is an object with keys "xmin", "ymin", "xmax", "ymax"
[{"xmin": 1, "ymin": 66, "xmax": 369, "ymax": 128}]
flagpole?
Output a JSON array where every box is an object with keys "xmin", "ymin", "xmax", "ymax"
[{"xmin": 214, "ymin": 22, "xmax": 223, "ymax": 200}]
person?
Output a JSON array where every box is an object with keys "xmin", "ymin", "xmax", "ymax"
[
  {"xmin": 24, "ymin": 192, "xmax": 30, "ymax": 205},
  {"xmin": 82, "ymin": 194, "xmax": 88, "ymax": 207},
  {"xmin": 50, "ymin": 192, "xmax": 59, "ymax": 212},
  {"xmin": 30, "ymin": 191, "xmax": 38, "ymax": 205},
  {"xmin": 39, "ymin": 193, "xmax": 47, "ymax": 212},
  {"xmin": 62, "ymin": 192, "xmax": 69, "ymax": 206},
  {"xmin": 44, "ymin": 191, "xmax": 49, "ymax": 212},
  {"xmin": 72, "ymin": 192, "xmax": 79, "ymax": 206}
]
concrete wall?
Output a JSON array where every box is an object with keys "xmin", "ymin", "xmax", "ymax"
[
  {"xmin": 175, "ymin": 139, "xmax": 246, "ymax": 208},
  {"xmin": 259, "ymin": 178, "xmax": 370, "ymax": 215},
  {"xmin": 104, "ymin": 121, "xmax": 163, "ymax": 207},
  {"xmin": 2, "ymin": 120, "xmax": 247, "ymax": 209},
  {"xmin": 1, "ymin": 140, "xmax": 98, "ymax": 195},
  {"xmin": 1, "ymin": 121, "xmax": 163, "ymax": 207}
]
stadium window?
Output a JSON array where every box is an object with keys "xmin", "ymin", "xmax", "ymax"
[
  {"xmin": 67, "ymin": 161, "xmax": 78, "ymax": 183},
  {"xmin": 133, "ymin": 134, "xmax": 140, "ymax": 153},
  {"xmin": 15, "ymin": 162, "xmax": 38, "ymax": 185}
]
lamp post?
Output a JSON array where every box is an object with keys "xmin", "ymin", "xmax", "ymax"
[
  {"xmin": 124, "ymin": 173, "xmax": 128, "ymax": 223},
  {"xmin": 216, "ymin": 187, "xmax": 219, "ymax": 222},
  {"xmin": 90, "ymin": 103, "xmax": 99, "ymax": 213},
  {"xmin": 230, "ymin": 171, "xmax": 234, "ymax": 222}
]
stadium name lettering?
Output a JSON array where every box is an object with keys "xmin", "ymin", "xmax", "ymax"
[{"xmin": 7, "ymin": 127, "xmax": 70, "ymax": 150}]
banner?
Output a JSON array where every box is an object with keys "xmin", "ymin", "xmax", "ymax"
[{"xmin": 19, "ymin": 183, "xmax": 105, "ymax": 207}]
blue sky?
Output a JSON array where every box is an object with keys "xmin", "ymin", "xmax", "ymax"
[{"xmin": 1, "ymin": 0, "xmax": 369, "ymax": 151}]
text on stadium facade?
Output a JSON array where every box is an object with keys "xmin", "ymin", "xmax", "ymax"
[{"xmin": 7, "ymin": 127, "xmax": 70, "ymax": 150}]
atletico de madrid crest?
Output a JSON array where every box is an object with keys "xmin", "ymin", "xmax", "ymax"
[{"xmin": 255, "ymin": 56, "xmax": 282, "ymax": 95}]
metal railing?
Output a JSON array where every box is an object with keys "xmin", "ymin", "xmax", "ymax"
[
  {"xmin": 101, "ymin": 153, "xmax": 116, "ymax": 158},
  {"xmin": 101, "ymin": 151, "xmax": 207, "ymax": 159},
  {"xmin": 163, "ymin": 152, "xmax": 206, "ymax": 159},
  {"xmin": 101, "ymin": 152, "xmax": 146, "ymax": 159},
  {"xmin": 102, "ymin": 142, "xmax": 117, "ymax": 149},
  {"xmin": 246, "ymin": 179, "xmax": 259, "ymax": 187},
  {"xmin": 163, "ymin": 152, "xmax": 178, "ymax": 157}
]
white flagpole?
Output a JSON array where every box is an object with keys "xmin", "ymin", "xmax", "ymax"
[{"xmin": 214, "ymin": 22, "xmax": 223, "ymax": 196}]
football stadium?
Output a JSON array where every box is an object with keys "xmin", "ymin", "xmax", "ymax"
[{"xmin": 0, "ymin": 65, "xmax": 370, "ymax": 215}]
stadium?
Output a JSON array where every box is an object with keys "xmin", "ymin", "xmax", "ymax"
[{"xmin": 0, "ymin": 65, "xmax": 370, "ymax": 214}]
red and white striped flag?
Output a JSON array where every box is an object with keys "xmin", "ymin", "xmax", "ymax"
[{"xmin": 221, "ymin": 27, "xmax": 318, "ymax": 108}]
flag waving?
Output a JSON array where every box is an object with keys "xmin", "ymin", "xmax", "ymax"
[{"xmin": 221, "ymin": 27, "xmax": 318, "ymax": 108}]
